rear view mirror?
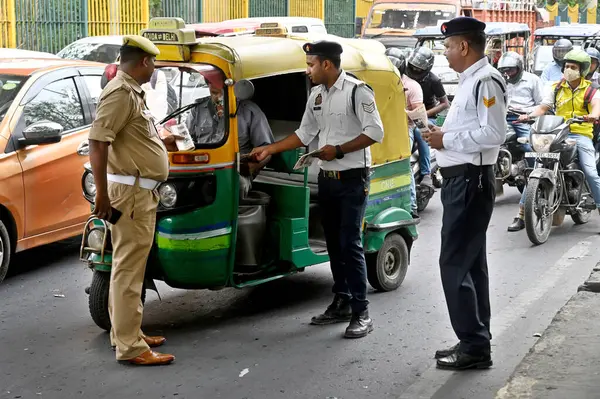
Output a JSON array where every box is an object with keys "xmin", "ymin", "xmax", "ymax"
[
  {"xmin": 234, "ymin": 79, "xmax": 255, "ymax": 101},
  {"xmin": 19, "ymin": 120, "xmax": 63, "ymax": 146}
]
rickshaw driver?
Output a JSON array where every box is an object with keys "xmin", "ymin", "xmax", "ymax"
[
  {"xmin": 163, "ymin": 79, "xmax": 275, "ymax": 198},
  {"xmin": 250, "ymin": 40, "xmax": 385, "ymax": 339}
]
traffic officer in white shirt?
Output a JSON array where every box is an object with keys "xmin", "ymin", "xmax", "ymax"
[
  {"xmin": 250, "ymin": 40, "xmax": 384, "ymax": 339},
  {"xmin": 422, "ymin": 17, "xmax": 507, "ymax": 370}
]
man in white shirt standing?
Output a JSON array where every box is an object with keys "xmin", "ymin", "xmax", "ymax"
[
  {"xmin": 422, "ymin": 17, "xmax": 507, "ymax": 371},
  {"xmin": 496, "ymin": 51, "xmax": 544, "ymax": 231},
  {"xmin": 250, "ymin": 40, "xmax": 384, "ymax": 339}
]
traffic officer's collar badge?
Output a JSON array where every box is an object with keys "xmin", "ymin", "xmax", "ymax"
[{"xmin": 483, "ymin": 96, "xmax": 496, "ymax": 108}]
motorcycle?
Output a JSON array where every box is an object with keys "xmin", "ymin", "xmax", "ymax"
[
  {"xmin": 521, "ymin": 115, "xmax": 596, "ymax": 245},
  {"xmin": 410, "ymin": 124, "xmax": 437, "ymax": 212},
  {"xmin": 495, "ymin": 108, "xmax": 531, "ymax": 194}
]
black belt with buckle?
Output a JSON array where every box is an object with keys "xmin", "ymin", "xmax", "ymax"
[
  {"xmin": 319, "ymin": 168, "xmax": 367, "ymax": 180},
  {"xmin": 440, "ymin": 163, "xmax": 493, "ymax": 179}
]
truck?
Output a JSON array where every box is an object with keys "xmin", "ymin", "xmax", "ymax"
[{"xmin": 359, "ymin": 0, "xmax": 549, "ymax": 49}]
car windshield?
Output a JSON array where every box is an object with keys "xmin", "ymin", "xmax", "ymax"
[
  {"xmin": 0, "ymin": 75, "xmax": 27, "ymax": 123},
  {"xmin": 368, "ymin": 3, "xmax": 456, "ymax": 30},
  {"xmin": 57, "ymin": 42, "xmax": 121, "ymax": 63},
  {"xmin": 156, "ymin": 65, "xmax": 228, "ymax": 149}
]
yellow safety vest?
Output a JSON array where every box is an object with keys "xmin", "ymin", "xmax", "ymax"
[{"xmin": 553, "ymin": 78, "xmax": 595, "ymax": 139}]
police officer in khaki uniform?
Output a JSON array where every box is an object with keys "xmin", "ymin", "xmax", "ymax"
[
  {"xmin": 251, "ymin": 41, "xmax": 384, "ymax": 339},
  {"xmin": 88, "ymin": 36, "xmax": 174, "ymax": 366}
]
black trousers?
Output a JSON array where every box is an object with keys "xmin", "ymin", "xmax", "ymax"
[
  {"xmin": 318, "ymin": 171, "xmax": 370, "ymax": 314},
  {"xmin": 439, "ymin": 165, "xmax": 495, "ymax": 355}
]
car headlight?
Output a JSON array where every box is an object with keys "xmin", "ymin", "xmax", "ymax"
[
  {"xmin": 87, "ymin": 228, "xmax": 106, "ymax": 251},
  {"xmin": 531, "ymin": 134, "xmax": 556, "ymax": 152},
  {"xmin": 84, "ymin": 172, "xmax": 96, "ymax": 198},
  {"xmin": 158, "ymin": 183, "xmax": 177, "ymax": 208}
]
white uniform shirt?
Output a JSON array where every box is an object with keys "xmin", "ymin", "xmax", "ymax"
[
  {"xmin": 507, "ymin": 71, "xmax": 543, "ymax": 113},
  {"xmin": 295, "ymin": 71, "xmax": 385, "ymax": 171},
  {"xmin": 440, "ymin": 57, "xmax": 507, "ymax": 167}
]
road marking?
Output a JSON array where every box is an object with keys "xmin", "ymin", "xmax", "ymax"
[{"xmin": 397, "ymin": 236, "xmax": 599, "ymax": 399}]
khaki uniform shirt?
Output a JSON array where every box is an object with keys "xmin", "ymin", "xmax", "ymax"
[{"xmin": 89, "ymin": 71, "xmax": 169, "ymax": 182}]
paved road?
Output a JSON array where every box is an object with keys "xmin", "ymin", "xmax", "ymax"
[{"xmin": 1, "ymin": 187, "xmax": 599, "ymax": 399}]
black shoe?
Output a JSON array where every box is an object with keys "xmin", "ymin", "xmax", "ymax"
[
  {"xmin": 411, "ymin": 211, "xmax": 419, "ymax": 219},
  {"xmin": 344, "ymin": 310, "xmax": 374, "ymax": 339},
  {"xmin": 434, "ymin": 342, "xmax": 459, "ymax": 359},
  {"xmin": 436, "ymin": 351, "xmax": 492, "ymax": 370},
  {"xmin": 507, "ymin": 217, "xmax": 525, "ymax": 232},
  {"xmin": 310, "ymin": 295, "xmax": 352, "ymax": 325}
]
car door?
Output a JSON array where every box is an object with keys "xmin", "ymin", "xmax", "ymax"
[{"xmin": 13, "ymin": 68, "xmax": 92, "ymax": 237}]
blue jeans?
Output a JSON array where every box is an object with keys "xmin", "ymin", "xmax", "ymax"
[
  {"xmin": 409, "ymin": 127, "xmax": 418, "ymax": 213},
  {"xmin": 520, "ymin": 134, "xmax": 600, "ymax": 206},
  {"xmin": 414, "ymin": 126, "xmax": 431, "ymax": 176}
]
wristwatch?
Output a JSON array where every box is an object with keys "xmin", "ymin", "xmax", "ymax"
[{"xmin": 335, "ymin": 145, "xmax": 344, "ymax": 159}]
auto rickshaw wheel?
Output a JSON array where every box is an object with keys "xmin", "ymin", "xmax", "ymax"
[
  {"xmin": 366, "ymin": 233, "xmax": 409, "ymax": 292},
  {"xmin": 89, "ymin": 270, "xmax": 146, "ymax": 331}
]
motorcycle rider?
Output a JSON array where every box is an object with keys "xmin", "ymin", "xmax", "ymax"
[
  {"xmin": 499, "ymin": 52, "xmax": 544, "ymax": 231},
  {"xmin": 517, "ymin": 49, "xmax": 600, "ymax": 220},
  {"xmin": 541, "ymin": 39, "xmax": 573, "ymax": 85},
  {"xmin": 406, "ymin": 46, "xmax": 450, "ymax": 188},
  {"xmin": 387, "ymin": 49, "xmax": 423, "ymax": 218},
  {"xmin": 585, "ymin": 47, "xmax": 600, "ymax": 85}
]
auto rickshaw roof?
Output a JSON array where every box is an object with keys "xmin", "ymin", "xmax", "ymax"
[
  {"xmin": 185, "ymin": 33, "xmax": 391, "ymax": 80},
  {"xmin": 534, "ymin": 24, "xmax": 600, "ymax": 38},
  {"xmin": 413, "ymin": 22, "xmax": 530, "ymax": 39}
]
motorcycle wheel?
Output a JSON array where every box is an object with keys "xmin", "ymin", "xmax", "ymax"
[
  {"xmin": 524, "ymin": 178, "xmax": 553, "ymax": 245},
  {"xmin": 571, "ymin": 208, "xmax": 592, "ymax": 225}
]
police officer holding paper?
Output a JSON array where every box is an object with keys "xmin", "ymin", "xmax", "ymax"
[
  {"xmin": 422, "ymin": 17, "xmax": 507, "ymax": 370},
  {"xmin": 250, "ymin": 40, "xmax": 384, "ymax": 339}
]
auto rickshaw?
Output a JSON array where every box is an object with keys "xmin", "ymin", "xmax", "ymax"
[
  {"xmin": 79, "ymin": 17, "xmax": 418, "ymax": 331},
  {"xmin": 531, "ymin": 24, "xmax": 600, "ymax": 75}
]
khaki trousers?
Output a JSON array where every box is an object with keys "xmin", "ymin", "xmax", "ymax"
[{"xmin": 107, "ymin": 181, "xmax": 158, "ymax": 360}]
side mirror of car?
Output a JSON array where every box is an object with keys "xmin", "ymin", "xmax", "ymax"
[
  {"xmin": 19, "ymin": 120, "xmax": 63, "ymax": 146},
  {"xmin": 234, "ymin": 79, "xmax": 254, "ymax": 101}
]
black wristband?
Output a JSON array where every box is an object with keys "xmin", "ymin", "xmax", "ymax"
[{"xmin": 335, "ymin": 145, "xmax": 344, "ymax": 159}]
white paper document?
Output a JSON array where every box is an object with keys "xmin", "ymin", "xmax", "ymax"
[
  {"xmin": 170, "ymin": 123, "xmax": 195, "ymax": 151},
  {"xmin": 293, "ymin": 149, "xmax": 322, "ymax": 170}
]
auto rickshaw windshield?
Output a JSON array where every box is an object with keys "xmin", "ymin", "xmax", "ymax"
[{"xmin": 156, "ymin": 63, "xmax": 229, "ymax": 149}]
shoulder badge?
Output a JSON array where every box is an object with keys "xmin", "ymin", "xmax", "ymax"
[
  {"xmin": 483, "ymin": 96, "xmax": 496, "ymax": 108},
  {"xmin": 362, "ymin": 102, "xmax": 375, "ymax": 113}
]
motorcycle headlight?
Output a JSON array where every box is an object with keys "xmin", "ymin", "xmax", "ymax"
[
  {"xmin": 531, "ymin": 134, "xmax": 556, "ymax": 153},
  {"xmin": 87, "ymin": 228, "xmax": 105, "ymax": 251},
  {"xmin": 83, "ymin": 172, "xmax": 96, "ymax": 198},
  {"xmin": 158, "ymin": 183, "xmax": 177, "ymax": 208}
]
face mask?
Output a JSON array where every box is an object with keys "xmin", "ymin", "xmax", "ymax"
[{"xmin": 563, "ymin": 68, "xmax": 581, "ymax": 82}]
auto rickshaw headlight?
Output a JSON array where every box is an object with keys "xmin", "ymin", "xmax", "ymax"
[
  {"xmin": 87, "ymin": 228, "xmax": 105, "ymax": 251},
  {"xmin": 158, "ymin": 183, "xmax": 177, "ymax": 208},
  {"xmin": 83, "ymin": 172, "xmax": 96, "ymax": 199}
]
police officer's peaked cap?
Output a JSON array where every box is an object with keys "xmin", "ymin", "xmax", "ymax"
[
  {"xmin": 303, "ymin": 41, "xmax": 343, "ymax": 57},
  {"xmin": 440, "ymin": 17, "xmax": 486, "ymax": 38},
  {"xmin": 121, "ymin": 35, "xmax": 160, "ymax": 56}
]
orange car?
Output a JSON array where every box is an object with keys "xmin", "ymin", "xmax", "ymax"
[{"xmin": 0, "ymin": 58, "xmax": 105, "ymax": 283}]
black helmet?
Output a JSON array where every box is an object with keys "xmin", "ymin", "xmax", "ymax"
[
  {"xmin": 387, "ymin": 55, "xmax": 406, "ymax": 76},
  {"xmin": 406, "ymin": 47, "xmax": 434, "ymax": 81},
  {"xmin": 586, "ymin": 47, "xmax": 600, "ymax": 76},
  {"xmin": 497, "ymin": 51, "xmax": 524, "ymax": 84},
  {"xmin": 553, "ymin": 39, "xmax": 573, "ymax": 65}
]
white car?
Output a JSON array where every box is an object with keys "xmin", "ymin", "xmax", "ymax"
[{"xmin": 432, "ymin": 55, "xmax": 458, "ymax": 99}]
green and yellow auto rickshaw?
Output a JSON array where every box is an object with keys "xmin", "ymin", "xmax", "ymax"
[{"xmin": 80, "ymin": 17, "xmax": 418, "ymax": 331}]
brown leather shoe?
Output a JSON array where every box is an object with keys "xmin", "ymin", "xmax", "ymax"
[
  {"xmin": 126, "ymin": 350, "xmax": 175, "ymax": 366},
  {"xmin": 143, "ymin": 335, "xmax": 166, "ymax": 348}
]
